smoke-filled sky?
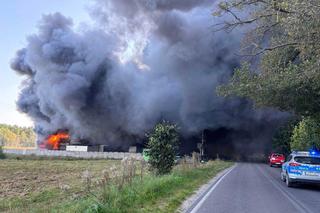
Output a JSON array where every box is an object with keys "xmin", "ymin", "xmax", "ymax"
[
  {"xmin": 8, "ymin": 0, "xmax": 287, "ymax": 147},
  {"xmin": 0, "ymin": 0, "xmax": 89, "ymax": 127}
]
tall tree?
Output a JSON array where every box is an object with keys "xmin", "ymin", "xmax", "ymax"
[
  {"xmin": 291, "ymin": 117, "xmax": 320, "ymax": 151},
  {"xmin": 216, "ymin": 0, "xmax": 320, "ymax": 117},
  {"xmin": 272, "ymin": 119, "xmax": 298, "ymax": 155}
]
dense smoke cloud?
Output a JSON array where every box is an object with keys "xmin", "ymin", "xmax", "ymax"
[{"xmin": 11, "ymin": 0, "xmax": 286, "ymax": 148}]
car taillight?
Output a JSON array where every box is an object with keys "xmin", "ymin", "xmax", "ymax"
[{"xmin": 289, "ymin": 162, "xmax": 301, "ymax": 167}]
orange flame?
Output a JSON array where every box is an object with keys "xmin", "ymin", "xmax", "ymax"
[{"xmin": 44, "ymin": 132, "xmax": 70, "ymax": 150}]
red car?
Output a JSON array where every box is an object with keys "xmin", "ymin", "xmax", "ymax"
[{"xmin": 268, "ymin": 153, "xmax": 285, "ymax": 167}]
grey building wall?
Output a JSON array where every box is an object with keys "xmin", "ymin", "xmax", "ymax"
[{"xmin": 3, "ymin": 149, "xmax": 141, "ymax": 159}]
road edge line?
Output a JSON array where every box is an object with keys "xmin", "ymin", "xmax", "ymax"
[
  {"xmin": 256, "ymin": 165, "xmax": 313, "ymax": 213},
  {"xmin": 185, "ymin": 163, "xmax": 237, "ymax": 213}
]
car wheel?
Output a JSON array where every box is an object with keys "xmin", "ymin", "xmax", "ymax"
[
  {"xmin": 270, "ymin": 164, "xmax": 273, "ymax": 167},
  {"xmin": 286, "ymin": 173, "xmax": 294, "ymax": 187},
  {"xmin": 281, "ymin": 173, "xmax": 286, "ymax": 182}
]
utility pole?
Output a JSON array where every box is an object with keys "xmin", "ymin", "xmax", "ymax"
[
  {"xmin": 201, "ymin": 130, "xmax": 205, "ymax": 158},
  {"xmin": 197, "ymin": 130, "xmax": 205, "ymax": 161}
]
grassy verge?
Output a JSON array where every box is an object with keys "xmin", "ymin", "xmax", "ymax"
[
  {"xmin": 0, "ymin": 158, "xmax": 232, "ymax": 213},
  {"xmin": 59, "ymin": 160, "xmax": 233, "ymax": 213}
]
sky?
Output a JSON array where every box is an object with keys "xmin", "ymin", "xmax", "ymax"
[{"xmin": 0, "ymin": 0, "xmax": 90, "ymax": 127}]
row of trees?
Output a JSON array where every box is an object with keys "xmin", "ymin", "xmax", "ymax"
[
  {"xmin": 272, "ymin": 118, "xmax": 320, "ymax": 155},
  {"xmin": 215, "ymin": 0, "xmax": 320, "ymax": 152},
  {"xmin": 0, "ymin": 124, "xmax": 36, "ymax": 147}
]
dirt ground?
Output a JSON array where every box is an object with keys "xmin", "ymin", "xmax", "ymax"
[{"xmin": 0, "ymin": 158, "xmax": 119, "ymax": 199}]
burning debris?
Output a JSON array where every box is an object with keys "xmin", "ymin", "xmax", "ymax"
[
  {"xmin": 40, "ymin": 130, "xmax": 70, "ymax": 150},
  {"xmin": 11, "ymin": 0, "xmax": 287, "ymax": 151}
]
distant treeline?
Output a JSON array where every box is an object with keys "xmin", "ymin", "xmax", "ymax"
[{"xmin": 0, "ymin": 124, "xmax": 36, "ymax": 147}]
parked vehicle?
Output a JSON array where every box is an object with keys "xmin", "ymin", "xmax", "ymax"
[
  {"xmin": 268, "ymin": 153, "xmax": 285, "ymax": 167},
  {"xmin": 281, "ymin": 150, "xmax": 320, "ymax": 187}
]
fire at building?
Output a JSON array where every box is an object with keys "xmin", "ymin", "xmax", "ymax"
[
  {"xmin": 39, "ymin": 130, "xmax": 109, "ymax": 152},
  {"xmin": 39, "ymin": 130, "xmax": 70, "ymax": 150},
  {"xmin": 11, "ymin": 1, "xmax": 288, "ymax": 159},
  {"xmin": 38, "ymin": 126, "xmax": 274, "ymax": 163}
]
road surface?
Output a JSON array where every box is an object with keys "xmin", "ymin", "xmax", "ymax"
[{"xmin": 189, "ymin": 163, "xmax": 320, "ymax": 213}]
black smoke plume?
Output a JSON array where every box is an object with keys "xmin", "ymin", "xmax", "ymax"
[{"xmin": 11, "ymin": 0, "xmax": 287, "ymax": 149}]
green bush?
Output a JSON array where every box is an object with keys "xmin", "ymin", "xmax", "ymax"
[
  {"xmin": 147, "ymin": 121, "xmax": 179, "ymax": 175},
  {"xmin": 272, "ymin": 119, "xmax": 299, "ymax": 155},
  {"xmin": 291, "ymin": 117, "xmax": 320, "ymax": 151},
  {"xmin": 0, "ymin": 146, "xmax": 5, "ymax": 159}
]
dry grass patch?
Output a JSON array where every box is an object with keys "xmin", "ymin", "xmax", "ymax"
[
  {"xmin": 0, "ymin": 156, "xmax": 233, "ymax": 213},
  {"xmin": 0, "ymin": 158, "xmax": 119, "ymax": 212}
]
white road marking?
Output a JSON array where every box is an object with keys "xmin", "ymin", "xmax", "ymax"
[
  {"xmin": 189, "ymin": 164, "xmax": 237, "ymax": 213},
  {"xmin": 256, "ymin": 165, "xmax": 313, "ymax": 213}
]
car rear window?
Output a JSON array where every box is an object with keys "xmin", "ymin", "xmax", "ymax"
[
  {"xmin": 294, "ymin": 156, "xmax": 320, "ymax": 165},
  {"xmin": 273, "ymin": 154, "xmax": 283, "ymax": 157}
]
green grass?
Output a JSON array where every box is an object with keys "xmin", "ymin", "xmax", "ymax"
[
  {"xmin": 0, "ymin": 158, "xmax": 232, "ymax": 213},
  {"xmin": 58, "ymin": 160, "xmax": 233, "ymax": 213}
]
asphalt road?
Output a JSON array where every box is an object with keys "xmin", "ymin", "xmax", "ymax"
[{"xmin": 189, "ymin": 163, "xmax": 320, "ymax": 213}]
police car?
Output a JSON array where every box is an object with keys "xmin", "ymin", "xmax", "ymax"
[{"xmin": 281, "ymin": 149, "xmax": 320, "ymax": 187}]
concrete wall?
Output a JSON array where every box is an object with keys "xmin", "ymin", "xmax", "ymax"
[{"xmin": 3, "ymin": 149, "xmax": 141, "ymax": 160}]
